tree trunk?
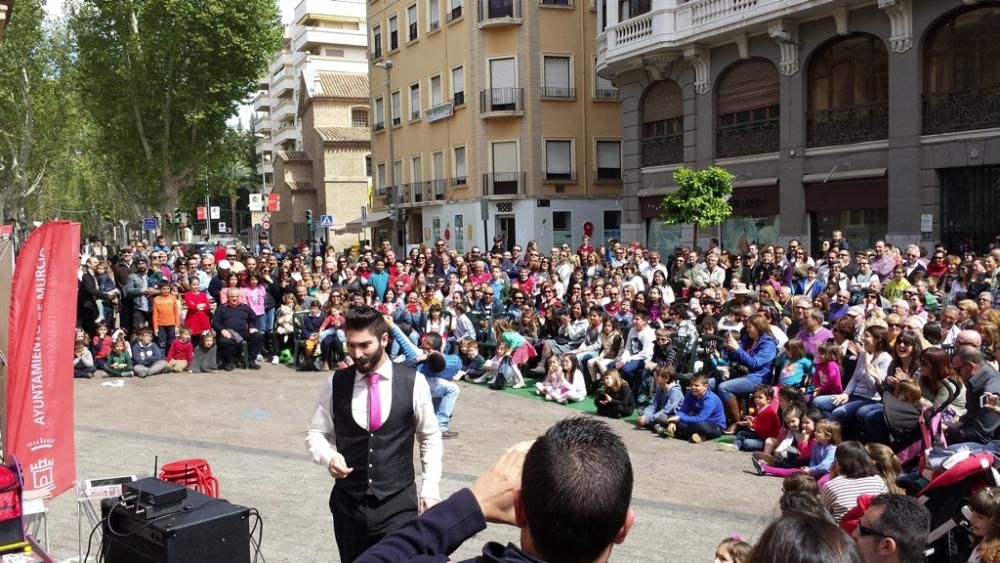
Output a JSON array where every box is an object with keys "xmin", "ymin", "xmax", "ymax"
[
  {"xmin": 692, "ymin": 224, "xmax": 698, "ymax": 251},
  {"xmin": 229, "ymin": 194, "xmax": 237, "ymax": 238}
]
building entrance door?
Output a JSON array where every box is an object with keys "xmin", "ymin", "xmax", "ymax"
[
  {"xmin": 941, "ymin": 167, "xmax": 1000, "ymax": 253},
  {"xmin": 496, "ymin": 215, "xmax": 516, "ymax": 250}
]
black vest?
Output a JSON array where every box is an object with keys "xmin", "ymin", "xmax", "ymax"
[{"xmin": 331, "ymin": 364, "xmax": 417, "ymax": 501}]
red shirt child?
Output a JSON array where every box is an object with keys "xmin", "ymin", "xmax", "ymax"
[{"xmin": 167, "ymin": 335, "xmax": 194, "ymax": 364}]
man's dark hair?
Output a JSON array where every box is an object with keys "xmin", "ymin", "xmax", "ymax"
[
  {"xmin": 922, "ymin": 322, "xmax": 943, "ymax": 346},
  {"xmin": 868, "ymin": 494, "xmax": 931, "ymax": 563},
  {"xmin": 422, "ymin": 332, "xmax": 443, "ymax": 351},
  {"xmin": 343, "ymin": 306, "xmax": 388, "ymax": 339},
  {"xmin": 424, "ymin": 352, "xmax": 446, "ymax": 373},
  {"xmin": 749, "ymin": 513, "xmax": 864, "ymax": 563},
  {"xmin": 521, "ymin": 417, "xmax": 633, "ymax": 563}
]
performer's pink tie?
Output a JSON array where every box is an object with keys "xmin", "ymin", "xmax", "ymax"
[{"xmin": 367, "ymin": 373, "xmax": 382, "ymax": 432}]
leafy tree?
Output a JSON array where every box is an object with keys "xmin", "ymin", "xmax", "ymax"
[
  {"xmin": 71, "ymin": 0, "xmax": 282, "ymax": 208},
  {"xmin": 660, "ymin": 166, "xmax": 735, "ymax": 248}
]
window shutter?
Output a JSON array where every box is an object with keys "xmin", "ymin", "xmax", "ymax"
[
  {"xmin": 642, "ymin": 80, "xmax": 683, "ymax": 123},
  {"xmin": 717, "ymin": 59, "xmax": 779, "ymax": 115},
  {"xmin": 492, "ymin": 142, "xmax": 517, "ymax": 172},
  {"xmin": 544, "ymin": 57, "xmax": 570, "ymax": 89},
  {"xmin": 455, "ymin": 148, "xmax": 466, "ymax": 177},
  {"xmin": 597, "ymin": 141, "xmax": 620, "ymax": 167},
  {"xmin": 546, "ymin": 141, "xmax": 571, "ymax": 174},
  {"xmin": 490, "ymin": 58, "xmax": 516, "ymax": 88}
]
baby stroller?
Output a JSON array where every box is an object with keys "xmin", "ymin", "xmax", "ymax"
[
  {"xmin": 916, "ymin": 452, "xmax": 1000, "ymax": 563},
  {"xmin": 883, "ymin": 379, "xmax": 960, "ymax": 472}
]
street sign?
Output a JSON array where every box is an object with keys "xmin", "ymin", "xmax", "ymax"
[
  {"xmin": 920, "ymin": 213, "xmax": 933, "ymax": 233},
  {"xmin": 218, "ymin": 222, "xmax": 227, "ymax": 233},
  {"xmin": 210, "ymin": 206, "xmax": 221, "ymax": 220},
  {"xmin": 361, "ymin": 205, "xmax": 368, "ymax": 226},
  {"xmin": 320, "ymin": 214, "xmax": 334, "ymax": 228},
  {"xmin": 196, "ymin": 206, "xmax": 206, "ymax": 221},
  {"xmin": 143, "ymin": 217, "xmax": 157, "ymax": 230},
  {"xmin": 261, "ymin": 220, "xmax": 271, "ymax": 231},
  {"xmin": 267, "ymin": 193, "xmax": 281, "ymax": 212},
  {"xmin": 248, "ymin": 194, "xmax": 263, "ymax": 212}
]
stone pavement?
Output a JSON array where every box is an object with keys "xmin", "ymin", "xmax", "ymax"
[{"xmin": 45, "ymin": 364, "xmax": 782, "ymax": 562}]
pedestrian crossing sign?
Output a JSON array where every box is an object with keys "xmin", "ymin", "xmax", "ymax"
[{"xmin": 320, "ymin": 214, "xmax": 334, "ymax": 228}]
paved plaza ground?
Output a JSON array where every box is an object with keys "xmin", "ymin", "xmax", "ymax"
[{"xmin": 46, "ymin": 365, "xmax": 782, "ymax": 562}]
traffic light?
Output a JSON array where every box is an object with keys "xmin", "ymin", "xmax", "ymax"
[
  {"xmin": 173, "ymin": 208, "xmax": 181, "ymax": 224},
  {"xmin": 305, "ymin": 209, "xmax": 313, "ymax": 225}
]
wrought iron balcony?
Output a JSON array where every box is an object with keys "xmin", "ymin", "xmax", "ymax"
[
  {"xmin": 807, "ymin": 102, "xmax": 888, "ymax": 148},
  {"xmin": 451, "ymin": 175, "xmax": 468, "ymax": 186},
  {"xmin": 595, "ymin": 88, "xmax": 620, "ymax": 100},
  {"xmin": 716, "ymin": 118, "xmax": 779, "ymax": 159},
  {"xmin": 483, "ymin": 172, "xmax": 526, "ymax": 196},
  {"xmin": 923, "ymin": 86, "xmax": 1000, "ymax": 136},
  {"xmin": 453, "ymin": 91, "xmax": 465, "ymax": 106},
  {"xmin": 478, "ymin": 0, "xmax": 521, "ymax": 25},
  {"xmin": 431, "ymin": 179, "xmax": 447, "ymax": 200},
  {"xmin": 641, "ymin": 134, "xmax": 682, "ymax": 167},
  {"xmin": 541, "ymin": 86, "xmax": 575, "ymax": 98},
  {"xmin": 448, "ymin": 5, "xmax": 463, "ymax": 20},
  {"xmin": 541, "ymin": 0, "xmax": 572, "ymax": 5},
  {"xmin": 480, "ymin": 88, "xmax": 524, "ymax": 117}
]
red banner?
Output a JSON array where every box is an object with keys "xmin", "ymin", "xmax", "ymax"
[
  {"xmin": 7, "ymin": 221, "xmax": 79, "ymax": 497},
  {"xmin": 267, "ymin": 193, "xmax": 280, "ymax": 212}
]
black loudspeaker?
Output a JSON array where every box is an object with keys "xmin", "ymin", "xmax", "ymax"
[{"xmin": 100, "ymin": 485, "xmax": 251, "ymax": 563}]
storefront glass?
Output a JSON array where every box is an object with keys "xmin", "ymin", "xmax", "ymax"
[{"xmin": 721, "ymin": 215, "xmax": 780, "ymax": 253}]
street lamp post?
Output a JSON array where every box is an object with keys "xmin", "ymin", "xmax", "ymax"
[{"xmin": 376, "ymin": 60, "xmax": 400, "ymax": 253}]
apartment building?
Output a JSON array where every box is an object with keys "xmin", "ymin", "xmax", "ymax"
[
  {"xmin": 367, "ymin": 0, "xmax": 624, "ymax": 252},
  {"xmin": 598, "ymin": 0, "xmax": 1000, "ymax": 254},
  {"xmin": 253, "ymin": 0, "xmax": 372, "ymax": 246}
]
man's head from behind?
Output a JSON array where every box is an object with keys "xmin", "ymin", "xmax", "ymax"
[
  {"xmin": 518, "ymin": 417, "xmax": 634, "ymax": 563},
  {"xmin": 853, "ymin": 494, "xmax": 930, "ymax": 563}
]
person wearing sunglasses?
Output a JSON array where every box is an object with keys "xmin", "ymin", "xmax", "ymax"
[{"xmin": 850, "ymin": 493, "xmax": 931, "ymax": 563}]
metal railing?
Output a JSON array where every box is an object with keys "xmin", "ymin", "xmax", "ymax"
[
  {"xmin": 923, "ymin": 86, "xmax": 1000, "ymax": 136},
  {"xmin": 426, "ymin": 102, "xmax": 454, "ymax": 123},
  {"xmin": 431, "ymin": 179, "xmax": 447, "ymax": 200},
  {"xmin": 807, "ymin": 102, "xmax": 888, "ymax": 148},
  {"xmin": 480, "ymin": 88, "xmax": 524, "ymax": 114},
  {"xmin": 483, "ymin": 172, "xmax": 526, "ymax": 195},
  {"xmin": 541, "ymin": 86, "xmax": 575, "ymax": 98},
  {"xmin": 716, "ymin": 118, "xmax": 779, "ymax": 158},
  {"xmin": 594, "ymin": 168, "xmax": 622, "ymax": 181},
  {"xmin": 595, "ymin": 88, "xmax": 620, "ymax": 99},
  {"xmin": 448, "ymin": 5, "xmax": 463, "ymax": 20},
  {"xmin": 544, "ymin": 170, "xmax": 576, "ymax": 181},
  {"xmin": 641, "ymin": 134, "xmax": 683, "ymax": 167},
  {"xmin": 451, "ymin": 175, "xmax": 468, "ymax": 186}
]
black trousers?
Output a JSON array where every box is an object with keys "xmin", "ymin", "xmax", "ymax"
[
  {"xmin": 675, "ymin": 421, "xmax": 724, "ymax": 441},
  {"xmin": 217, "ymin": 331, "xmax": 263, "ymax": 365},
  {"xmin": 330, "ymin": 484, "xmax": 417, "ymax": 563}
]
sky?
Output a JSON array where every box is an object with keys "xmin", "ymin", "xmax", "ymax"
[{"xmin": 43, "ymin": 0, "xmax": 300, "ymax": 127}]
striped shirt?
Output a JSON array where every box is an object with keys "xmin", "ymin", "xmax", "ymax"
[{"xmin": 821, "ymin": 475, "xmax": 889, "ymax": 522}]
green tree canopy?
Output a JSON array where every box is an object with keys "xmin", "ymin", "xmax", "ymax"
[
  {"xmin": 71, "ymin": 0, "xmax": 282, "ymax": 207},
  {"xmin": 660, "ymin": 166, "xmax": 735, "ymax": 247}
]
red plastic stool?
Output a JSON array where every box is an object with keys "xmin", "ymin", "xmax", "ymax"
[{"xmin": 159, "ymin": 458, "xmax": 220, "ymax": 498}]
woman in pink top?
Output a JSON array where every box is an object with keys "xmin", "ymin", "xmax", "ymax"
[{"xmin": 242, "ymin": 274, "xmax": 268, "ymax": 332}]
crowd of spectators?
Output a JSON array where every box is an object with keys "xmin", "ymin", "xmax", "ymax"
[{"xmin": 75, "ymin": 229, "xmax": 1000, "ymax": 560}]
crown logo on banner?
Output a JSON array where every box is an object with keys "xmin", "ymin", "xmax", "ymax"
[{"xmin": 26, "ymin": 438, "xmax": 56, "ymax": 452}]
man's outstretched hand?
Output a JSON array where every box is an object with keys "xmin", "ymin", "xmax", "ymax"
[{"xmin": 469, "ymin": 440, "xmax": 534, "ymax": 525}]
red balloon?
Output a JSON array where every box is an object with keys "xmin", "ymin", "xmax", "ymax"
[
  {"xmin": 444, "ymin": 227, "xmax": 451, "ymax": 240},
  {"xmin": 583, "ymin": 222, "xmax": 593, "ymax": 236}
]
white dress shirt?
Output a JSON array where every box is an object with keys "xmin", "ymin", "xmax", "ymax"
[{"xmin": 305, "ymin": 356, "xmax": 443, "ymax": 500}]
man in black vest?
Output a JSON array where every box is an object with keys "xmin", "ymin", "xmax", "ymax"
[{"xmin": 306, "ymin": 306, "xmax": 443, "ymax": 563}]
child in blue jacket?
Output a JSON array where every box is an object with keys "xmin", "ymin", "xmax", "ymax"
[
  {"xmin": 637, "ymin": 365, "xmax": 684, "ymax": 433},
  {"xmin": 660, "ymin": 373, "xmax": 726, "ymax": 443}
]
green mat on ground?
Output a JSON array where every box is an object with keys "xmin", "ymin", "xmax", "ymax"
[{"xmin": 467, "ymin": 379, "xmax": 737, "ymax": 440}]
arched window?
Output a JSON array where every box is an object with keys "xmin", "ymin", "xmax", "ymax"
[
  {"xmin": 715, "ymin": 58, "xmax": 779, "ymax": 158},
  {"xmin": 923, "ymin": 6, "xmax": 1000, "ymax": 134},
  {"xmin": 806, "ymin": 34, "xmax": 888, "ymax": 147},
  {"xmin": 641, "ymin": 80, "xmax": 683, "ymax": 166},
  {"xmin": 352, "ymin": 108, "xmax": 369, "ymax": 128}
]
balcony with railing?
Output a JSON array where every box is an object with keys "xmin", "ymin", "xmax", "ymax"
[
  {"xmin": 641, "ymin": 134, "xmax": 682, "ymax": 167},
  {"xmin": 923, "ymin": 85, "xmax": 1000, "ymax": 136},
  {"xmin": 806, "ymin": 102, "xmax": 888, "ymax": 148},
  {"xmin": 448, "ymin": 5, "xmax": 463, "ymax": 21},
  {"xmin": 597, "ymin": 0, "xmax": 840, "ymax": 71},
  {"xmin": 478, "ymin": 0, "xmax": 521, "ymax": 27},
  {"xmin": 484, "ymin": 172, "xmax": 526, "ymax": 196},
  {"xmin": 540, "ymin": 86, "xmax": 575, "ymax": 99},
  {"xmin": 716, "ymin": 118, "xmax": 779, "ymax": 159},
  {"xmin": 480, "ymin": 88, "xmax": 524, "ymax": 117},
  {"xmin": 293, "ymin": 26, "xmax": 367, "ymax": 54},
  {"xmin": 595, "ymin": 88, "xmax": 620, "ymax": 100},
  {"xmin": 426, "ymin": 101, "xmax": 454, "ymax": 123}
]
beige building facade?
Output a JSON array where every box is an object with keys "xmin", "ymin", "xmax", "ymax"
[
  {"xmin": 269, "ymin": 72, "xmax": 372, "ymax": 250},
  {"xmin": 367, "ymin": 0, "xmax": 624, "ymax": 252}
]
